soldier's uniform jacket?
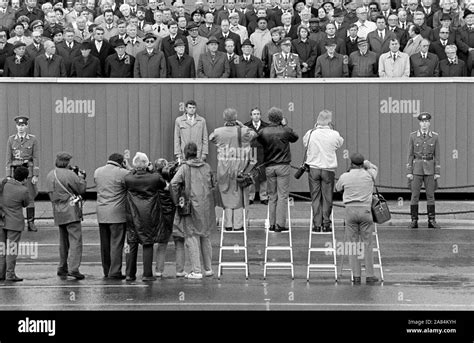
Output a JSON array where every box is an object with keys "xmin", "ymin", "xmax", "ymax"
[
  {"xmin": 406, "ymin": 129, "xmax": 440, "ymax": 176},
  {"xmin": 270, "ymin": 52, "xmax": 302, "ymax": 78},
  {"xmin": 5, "ymin": 133, "xmax": 39, "ymax": 178}
]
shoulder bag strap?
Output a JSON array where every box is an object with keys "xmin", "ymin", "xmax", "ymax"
[
  {"xmin": 184, "ymin": 164, "xmax": 191, "ymax": 199},
  {"xmin": 237, "ymin": 126, "xmax": 242, "ymax": 148},
  {"xmin": 303, "ymin": 129, "xmax": 315, "ymax": 164},
  {"xmin": 53, "ymin": 169, "xmax": 75, "ymax": 198}
]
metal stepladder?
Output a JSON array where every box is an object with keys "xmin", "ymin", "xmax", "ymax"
[
  {"xmin": 307, "ymin": 209, "xmax": 338, "ymax": 282},
  {"xmin": 340, "ymin": 222, "xmax": 384, "ymax": 282},
  {"xmin": 263, "ymin": 198, "xmax": 294, "ymax": 279},
  {"xmin": 218, "ymin": 207, "xmax": 249, "ymax": 279}
]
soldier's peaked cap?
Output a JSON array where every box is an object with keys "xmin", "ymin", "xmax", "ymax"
[
  {"xmin": 417, "ymin": 112, "xmax": 432, "ymax": 121},
  {"xmin": 14, "ymin": 116, "xmax": 29, "ymax": 125}
]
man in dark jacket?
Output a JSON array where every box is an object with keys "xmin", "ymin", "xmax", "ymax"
[
  {"xmin": 90, "ymin": 26, "xmax": 115, "ymax": 76},
  {"xmin": 70, "ymin": 41, "xmax": 102, "ymax": 77},
  {"xmin": 257, "ymin": 107, "xmax": 298, "ymax": 232},
  {"xmin": 46, "ymin": 152, "xmax": 87, "ymax": 280},
  {"xmin": 232, "ymin": 38, "xmax": 263, "ymax": 78},
  {"xmin": 410, "ymin": 39, "xmax": 439, "ymax": 76},
  {"xmin": 124, "ymin": 152, "xmax": 166, "ymax": 282},
  {"xmin": 291, "ymin": 25, "xmax": 318, "ymax": 78},
  {"xmin": 0, "ymin": 26, "xmax": 14, "ymax": 76},
  {"xmin": 94, "ymin": 153, "xmax": 130, "ymax": 279},
  {"xmin": 55, "ymin": 28, "xmax": 81, "ymax": 76},
  {"xmin": 314, "ymin": 39, "xmax": 349, "ymax": 77},
  {"xmin": 0, "ymin": 166, "xmax": 30, "ymax": 282},
  {"xmin": 245, "ymin": 107, "xmax": 268, "ymax": 204},
  {"xmin": 439, "ymin": 44, "xmax": 467, "ymax": 77},
  {"xmin": 134, "ymin": 32, "xmax": 167, "ymax": 78},
  {"xmin": 105, "ymin": 38, "xmax": 135, "ymax": 77},
  {"xmin": 3, "ymin": 41, "xmax": 33, "ymax": 76},
  {"xmin": 34, "ymin": 39, "xmax": 67, "ymax": 77},
  {"xmin": 167, "ymin": 38, "xmax": 195, "ymax": 77}
]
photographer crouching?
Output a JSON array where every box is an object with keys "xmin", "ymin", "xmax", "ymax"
[
  {"xmin": 302, "ymin": 110, "xmax": 344, "ymax": 232},
  {"xmin": 46, "ymin": 152, "xmax": 87, "ymax": 280}
]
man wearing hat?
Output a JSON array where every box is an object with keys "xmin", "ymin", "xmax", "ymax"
[
  {"xmin": 270, "ymin": 37, "xmax": 301, "ymax": 78},
  {"xmin": 167, "ymin": 38, "xmax": 196, "ymax": 77},
  {"xmin": 315, "ymin": 38, "xmax": 349, "ymax": 77},
  {"xmin": 291, "ymin": 25, "xmax": 318, "ymax": 78},
  {"xmin": 197, "ymin": 35, "xmax": 230, "ymax": 77},
  {"xmin": 429, "ymin": 13, "xmax": 455, "ymax": 43},
  {"xmin": 134, "ymin": 32, "xmax": 167, "ymax": 78},
  {"xmin": 46, "ymin": 152, "xmax": 87, "ymax": 280},
  {"xmin": 7, "ymin": 21, "xmax": 33, "ymax": 46},
  {"xmin": 70, "ymin": 40, "xmax": 102, "ymax": 77},
  {"xmin": 104, "ymin": 38, "xmax": 135, "ymax": 77},
  {"xmin": 333, "ymin": 7, "xmax": 349, "ymax": 40},
  {"xmin": 3, "ymin": 40, "xmax": 34, "ymax": 76},
  {"xmin": 5, "ymin": 116, "xmax": 40, "ymax": 231},
  {"xmin": 232, "ymin": 38, "xmax": 263, "ymax": 77},
  {"xmin": 454, "ymin": 9, "xmax": 474, "ymax": 62},
  {"xmin": 187, "ymin": 21, "xmax": 208, "ymax": 71},
  {"xmin": 335, "ymin": 153, "xmax": 379, "ymax": 284},
  {"xmin": 406, "ymin": 112, "xmax": 441, "ymax": 229},
  {"xmin": 249, "ymin": 16, "xmax": 271, "ymax": 59},
  {"xmin": 348, "ymin": 37, "xmax": 378, "ymax": 77}
]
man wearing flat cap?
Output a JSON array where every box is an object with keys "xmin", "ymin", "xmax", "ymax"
[
  {"xmin": 167, "ymin": 38, "xmax": 196, "ymax": 77},
  {"xmin": 46, "ymin": 152, "xmax": 87, "ymax": 280},
  {"xmin": 5, "ymin": 116, "xmax": 39, "ymax": 231},
  {"xmin": 197, "ymin": 35, "xmax": 230, "ymax": 77},
  {"xmin": 315, "ymin": 38, "xmax": 349, "ymax": 77},
  {"xmin": 270, "ymin": 37, "xmax": 302, "ymax": 78},
  {"xmin": 134, "ymin": 32, "xmax": 167, "ymax": 78},
  {"xmin": 406, "ymin": 112, "xmax": 441, "ymax": 229},
  {"xmin": 335, "ymin": 153, "xmax": 379, "ymax": 285},
  {"xmin": 348, "ymin": 37, "xmax": 378, "ymax": 77},
  {"xmin": 3, "ymin": 40, "xmax": 34, "ymax": 76},
  {"xmin": 454, "ymin": 9, "xmax": 474, "ymax": 62},
  {"xmin": 232, "ymin": 38, "xmax": 264, "ymax": 77},
  {"xmin": 70, "ymin": 41, "xmax": 102, "ymax": 77}
]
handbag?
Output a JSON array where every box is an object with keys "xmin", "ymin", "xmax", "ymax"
[
  {"xmin": 177, "ymin": 164, "xmax": 192, "ymax": 216},
  {"xmin": 53, "ymin": 170, "xmax": 84, "ymax": 220},
  {"xmin": 370, "ymin": 175, "xmax": 391, "ymax": 224},
  {"xmin": 294, "ymin": 128, "xmax": 315, "ymax": 179}
]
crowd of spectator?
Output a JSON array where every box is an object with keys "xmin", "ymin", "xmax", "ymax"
[{"xmin": 0, "ymin": 0, "xmax": 473, "ymax": 77}]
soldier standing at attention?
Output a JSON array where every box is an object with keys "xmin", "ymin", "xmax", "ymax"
[
  {"xmin": 406, "ymin": 112, "xmax": 441, "ymax": 229},
  {"xmin": 5, "ymin": 116, "xmax": 40, "ymax": 232},
  {"xmin": 270, "ymin": 37, "xmax": 302, "ymax": 78}
]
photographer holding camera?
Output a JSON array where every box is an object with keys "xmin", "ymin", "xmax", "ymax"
[
  {"xmin": 93, "ymin": 153, "xmax": 131, "ymax": 279},
  {"xmin": 302, "ymin": 110, "xmax": 344, "ymax": 232},
  {"xmin": 46, "ymin": 152, "xmax": 87, "ymax": 280}
]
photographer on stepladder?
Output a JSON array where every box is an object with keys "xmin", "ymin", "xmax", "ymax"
[
  {"xmin": 209, "ymin": 108, "xmax": 257, "ymax": 232},
  {"xmin": 335, "ymin": 153, "xmax": 379, "ymax": 285},
  {"xmin": 301, "ymin": 110, "xmax": 344, "ymax": 233},
  {"xmin": 46, "ymin": 152, "xmax": 87, "ymax": 280},
  {"xmin": 257, "ymin": 107, "xmax": 299, "ymax": 233}
]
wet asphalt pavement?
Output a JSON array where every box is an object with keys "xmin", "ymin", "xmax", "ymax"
[{"xmin": 0, "ymin": 200, "xmax": 473, "ymax": 311}]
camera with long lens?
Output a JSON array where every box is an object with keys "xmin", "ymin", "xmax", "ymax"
[
  {"xmin": 294, "ymin": 163, "xmax": 308, "ymax": 179},
  {"xmin": 69, "ymin": 165, "xmax": 87, "ymax": 178}
]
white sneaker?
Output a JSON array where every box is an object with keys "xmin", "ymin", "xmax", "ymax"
[
  {"xmin": 185, "ymin": 272, "xmax": 203, "ymax": 279},
  {"xmin": 205, "ymin": 270, "xmax": 214, "ymax": 277}
]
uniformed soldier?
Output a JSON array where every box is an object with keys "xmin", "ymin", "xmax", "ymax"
[
  {"xmin": 406, "ymin": 112, "xmax": 440, "ymax": 229},
  {"xmin": 270, "ymin": 37, "xmax": 302, "ymax": 78},
  {"xmin": 6, "ymin": 116, "xmax": 40, "ymax": 232}
]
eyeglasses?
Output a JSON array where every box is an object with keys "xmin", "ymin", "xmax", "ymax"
[{"xmin": 145, "ymin": 39, "xmax": 155, "ymax": 43}]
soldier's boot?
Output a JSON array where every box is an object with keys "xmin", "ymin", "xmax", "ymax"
[
  {"xmin": 427, "ymin": 205, "xmax": 440, "ymax": 229},
  {"xmin": 26, "ymin": 207, "xmax": 37, "ymax": 232},
  {"xmin": 408, "ymin": 205, "xmax": 418, "ymax": 229}
]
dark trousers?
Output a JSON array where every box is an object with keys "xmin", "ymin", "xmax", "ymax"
[
  {"xmin": 126, "ymin": 242, "xmax": 154, "ymax": 278},
  {"xmin": 308, "ymin": 168, "xmax": 335, "ymax": 228},
  {"xmin": 0, "ymin": 229, "xmax": 22, "ymax": 279},
  {"xmin": 410, "ymin": 174, "xmax": 435, "ymax": 205},
  {"xmin": 99, "ymin": 223, "xmax": 126, "ymax": 277},
  {"xmin": 58, "ymin": 221, "xmax": 83, "ymax": 273}
]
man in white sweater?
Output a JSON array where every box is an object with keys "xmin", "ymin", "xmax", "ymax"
[
  {"xmin": 335, "ymin": 152, "xmax": 379, "ymax": 285},
  {"xmin": 303, "ymin": 110, "xmax": 344, "ymax": 233}
]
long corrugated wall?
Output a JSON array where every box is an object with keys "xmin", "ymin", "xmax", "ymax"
[{"xmin": 0, "ymin": 79, "xmax": 473, "ymax": 193}]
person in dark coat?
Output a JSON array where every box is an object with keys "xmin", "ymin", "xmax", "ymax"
[
  {"xmin": 25, "ymin": 30, "xmax": 45, "ymax": 61},
  {"xmin": 439, "ymin": 44, "xmax": 467, "ymax": 76},
  {"xmin": 70, "ymin": 41, "xmax": 102, "ymax": 77},
  {"xmin": 291, "ymin": 25, "xmax": 318, "ymax": 78},
  {"xmin": 167, "ymin": 38, "xmax": 196, "ymax": 78},
  {"xmin": 454, "ymin": 9, "xmax": 474, "ymax": 62},
  {"xmin": 232, "ymin": 38, "xmax": 264, "ymax": 78},
  {"xmin": 216, "ymin": 18, "xmax": 242, "ymax": 56},
  {"xmin": 33, "ymin": 40, "xmax": 67, "ymax": 76},
  {"xmin": 410, "ymin": 39, "xmax": 439, "ymax": 76},
  {"xmin": 244, "ymin": 107, "xmax": 269, "ymax": 204},
  {"xmin": 93, "ymin": 153, "xmax": 131, "ymax": 279},
  {"xmin": 314, "ymin": 39, "xmax": 349, "ymax": 77},
  {"xmin": 46, "ymin": 152, "xmax": 87, "ymax": 280},
  {"xmin": 161, "ymin": 20, "xmax": 189, "ymax": 59},
  {"xmin": 15, "ymin": 0, "xmax": 44, "ymax": 23},
  {"xmin": 104, "ymin": 38, "xmax": 135, "ymax": 77},
  {"xmin": 0, "ymin": 27, "xmax": 14, "ymax": 76},
  {"xmin": 124, "ymin": 152, "xmax": 166, "ymax": 282},
  {"xmin": 197, "ymin": 36, "xmax": 230, "ymax": 77},
  {"xmin": 3, "ymin": 41, "xmax": 34, "ymax": 77},
  {"xmin": 90, "ymin": 26, "xmax": 115, "ymax": 76},
  {"xmin": 55, "ymin": 28, "xmax": 82, "ymax": 76},
  {"xmin": 133, "ymin": 32, "xmax": 167, "ymax": 78},
  {"xmin": 0, "ymin": 166, "xmax": 30, "ymax": 282}
]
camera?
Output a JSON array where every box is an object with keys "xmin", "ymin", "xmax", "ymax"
[
  {"xmin": 161, "ymin": 161, "xmax": 179, "ymax": 182},
  {"xmin": 294, "ymin": 163, "xmax": 308, "ymax": 179},
  {"xmin": 69, "ymin": 165, "xmax": 87, "ymax": 178}
]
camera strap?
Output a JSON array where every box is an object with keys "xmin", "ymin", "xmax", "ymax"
[
  {"xmin": 53, "ymin": 169, "xmax": 76, "ymax": 199},
  {"xmin": 302, "ymin": 129, "xmax": 315, "ymax": 165}
]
